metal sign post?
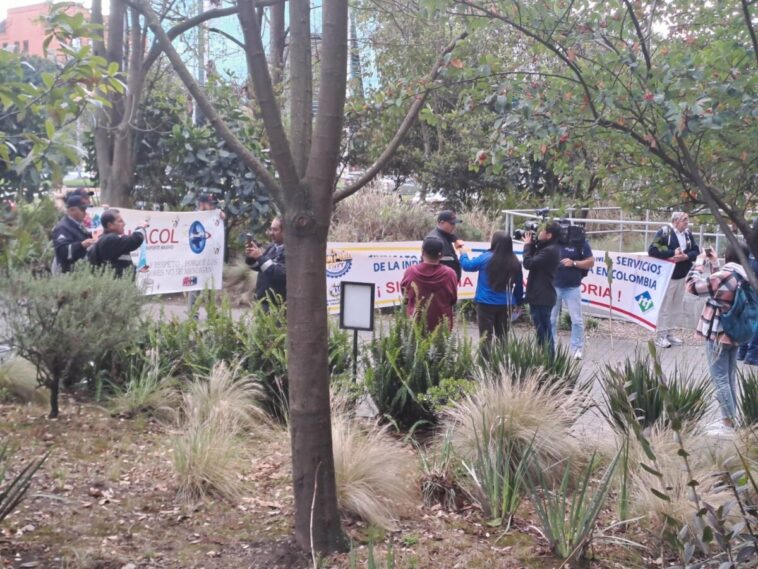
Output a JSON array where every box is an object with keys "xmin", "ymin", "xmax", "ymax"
[{"xmin": 339, "ymin": 281, "xmax": 375, "ymax": 382}]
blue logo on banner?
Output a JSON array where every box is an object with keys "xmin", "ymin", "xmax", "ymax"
[
  {"xmin": 189, "ymin": 221, "xmax": 211, "ymax": 254},
  {"xmin": 635, "ymin": 291, "xmax": 654, "ymax": 313}
]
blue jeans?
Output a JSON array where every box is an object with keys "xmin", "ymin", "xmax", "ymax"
[
  {"xmin": 550, "ymin": 286, "xmax": 584, "ymax": 352},
  {"xmin": 705, "ymin": 340, "xmax": 738, "ymax": 420},
  {"xmin": 530, "ymin": 304, "xmax": 555, "ymax": 358}
]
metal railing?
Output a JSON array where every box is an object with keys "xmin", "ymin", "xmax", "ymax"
[{"xmin": 502, "ymin": 207, "xmax": 743, "ymax": 253}]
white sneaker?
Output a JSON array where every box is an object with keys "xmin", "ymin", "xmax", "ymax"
[
  {"xmin": 705, "ymin": 422, "xmax": 734, "ymax": 437},
  {"xmin": 667, "ymin": 335, "xmax": 683, "ymax": 346},
  {"xmin": 573, "ymin": 350, "xmax": 582, "ymax": 360},
  {"xmin": 654, "ymin": 336, "xmax": 672, "ymax": 348}
]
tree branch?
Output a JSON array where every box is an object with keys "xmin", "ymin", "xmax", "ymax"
[
  {"xmin": 742, "ymin": 0, "xmax": 758, "ymax": 67},
  {"xmin": 208, "ymin": 27, "xmax": 245, "ymax": 50},
  {"xmin": 237, "ymin": 0, "xmax": 301, "ymax": 197},
  {"xmin": 132, "ymin": 0, "xmax": 283, "ymax": 205},
  {"xmin": 140, "ymin": 1, "xmax": 283, "ymax": 73},
  {"xmin": 676, "ymin": 136, "xmax": 757, "ymax": 288},
  {"xmin": 622, "ymin": 0, "xmax": 651, "ymax": 78},
  {"xmin": 333, "ymin": 31, "xmax": 468, "ymax": 203}
]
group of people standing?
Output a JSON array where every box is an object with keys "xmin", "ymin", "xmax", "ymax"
[
  {"xmin": 400, "ymin": 210, "xmax": 595, "ymax": 360},
  {"xmin": 401, "ymin": 209, "xmax": 757, "ymax": 435}
]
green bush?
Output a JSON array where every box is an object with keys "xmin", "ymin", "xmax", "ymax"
[
  {"xmin": 363, "ymin": 309, "xmax": 475, "ymax": 429},
  {"xmin": 0, "ymin": 267, "xmax": 145, "ymax": 417},
  {"xmin": 0, "ymin": 198, "xmax": 58, "ymax": 275},
  {"xmin": 600, "ymin": 353, "xmax": 711, "ymax": 431},
  {"xmin": 125, "ymin": 294, "xmax": 352, "ymax": 421}
]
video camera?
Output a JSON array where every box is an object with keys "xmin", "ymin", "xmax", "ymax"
[
  {"xmin": 513, "ymin": 208, "xmax": 550, "ymax": 240},
  {"xmin": 556, "ymin": 218, "xmax": 587, "ymax": 245}
]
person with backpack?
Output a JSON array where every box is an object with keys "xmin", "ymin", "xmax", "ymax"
[
  {"xmin": 88, "ymin": 209, "xmax": 147, "ymax": 278},
  {"xmin": 686, "ymin": 242, "xmax": 755, "ymax": 433}
]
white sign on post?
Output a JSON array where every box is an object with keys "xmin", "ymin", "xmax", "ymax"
[{"xmin": 88, "ymin": 207, "xmax": 225, "ymax": 295}]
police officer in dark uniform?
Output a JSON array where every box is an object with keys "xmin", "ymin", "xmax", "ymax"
[
  {"xmin": 426, "ymin": 210, "xmax": 462, "ymax": 281},
  {"xmin": 52, "ymin": 193, "xmax": 96, "ymax": 273}
]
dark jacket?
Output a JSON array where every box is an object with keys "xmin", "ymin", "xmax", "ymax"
[
  {"xmin": 246, "ymin": 243, "xmax": 286, "ymax": 302},
  {"xmin": 89, "ymin": 230, "xmax": 145, "ymax": 278},
  {"xmin": 400, "ymin": 262, "xmax": 458, "ymax": 331},
  {"xmin": 52, "ymin": 215, "xmax": 92, "ymax": 273},
  {"xmin": 522, "ymin": 240, "xmax": 560, "ymax": 307},
  {"xmin": 425, "ymin": 227, "xmax": 461, "ymax": 281},
  {"xmin": 648, "ymin": 225, "xmax": 699, "ymax": 280}
]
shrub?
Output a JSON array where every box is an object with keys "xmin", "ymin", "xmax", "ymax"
[
  {"xmin": 0, "ymin": 267, "xmax": 144, "ymax": 417},
  {"xmin": 329, "ymin": 187, "xmax": 500, "ymax": 242},
  {"xmin": 171, "ymin": 362, "xmax": 268, "ymax": 502},
  {"xmin": 600, "ymin": 354, "xmax": 711, "ymax": 431},
  {"xmin": 363, "ymin": 309, "xmax": 476, "ymax": 429},
  {"xmin": 332, "ymin": 407, "xmax": 417, "ymax": 530},
  {"xmin": 107, "ymin": 350, "xmax": 178, "ymax": 419},
  {"xmin": 460, "ymin": 417, "xmax": 535, "ymax": 529},
  {"xmin": 440, "ymin": 368, "xmax": 589, "ymax": 485},
  {"xmin": 0, "ymin": 359, "xmax": 49, "ymax": 406},
  {"xmin": 528, "ymin": 449, "xmax": 623, "ymax": 563},
  {"xmin": 0, "ymin": 198, "xmax": 58, "ymax": 274},
  {"xmin": 416, "ymin": 436, "xmax": 462, "ymax": 510},
  {"xmin": 481, "ymin": 335, "xmax": 585, "ymax": 393},
  {"xmin": 1, "ymin": 444, "xmax": 48, "ymax": 524},
  {"xmin": 738, "ymin": 368, "xmax": 758, "ymax": 427}
]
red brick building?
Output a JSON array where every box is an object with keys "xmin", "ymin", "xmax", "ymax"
[{"xmin": 0, "ymin": 1, "xmax": 88, "ymax": 57}]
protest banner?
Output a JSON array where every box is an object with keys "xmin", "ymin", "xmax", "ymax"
[
  {"xmin": 325, "ymin": 241, "xmax": 676, "ymax": 331},
  {"xmin": 88, "ymin": 207, "xmax": 224, "ymax": 295}
]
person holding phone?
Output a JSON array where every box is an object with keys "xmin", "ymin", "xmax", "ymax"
[
  {"xmin": 246, "ymin": 216, "xmax": 286, "ymax": 306},
  {"xmin": 648, "ymin": 211, "xmax": 700, "ymax": 348}
]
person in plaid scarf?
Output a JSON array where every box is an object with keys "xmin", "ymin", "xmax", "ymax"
[{"xmin": 686, "ymin": 241, "xmax": 751, "ymax": 433}]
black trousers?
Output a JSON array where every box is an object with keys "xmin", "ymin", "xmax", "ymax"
[{"xmin": 476, "ymin": 303, "xmax": 510, "ymax": 343}]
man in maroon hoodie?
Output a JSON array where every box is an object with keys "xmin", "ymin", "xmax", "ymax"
[{"xmin": 401, "ymin": 236, "xmax": 459, "ymax": 331}]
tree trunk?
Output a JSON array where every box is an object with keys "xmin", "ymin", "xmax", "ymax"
[
  {"xmin": 284, "ymin": 209, "xmax": 347, "ymax": 553},
  {"xmin": 49, "ymin": 376, "xmax": 60, "ymax": 419}
]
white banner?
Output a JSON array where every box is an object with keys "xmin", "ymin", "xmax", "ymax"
[
  {"xmin": 88, "ymin": 207, "xmax": 224, "ymax": 295},
  {"xmin": 325, "ymin": 241, "xmax": 676, "ymax": 331}
]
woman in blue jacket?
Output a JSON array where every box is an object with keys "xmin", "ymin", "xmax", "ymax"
[{"xmin": 460, "ymin": 231, "xmax": 524, "ymax": 347}]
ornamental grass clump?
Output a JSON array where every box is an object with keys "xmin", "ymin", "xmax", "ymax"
[
  {"xmin": 171, "ymin": 362, "xmax": 269, "ymax": 502},
  {"xmin": 439, "ymin": 367, "xmax": 588, "ymax": 484},
  {"xmin": 332, "ymin": 406, "xmax": 417, "ymax": 530}
]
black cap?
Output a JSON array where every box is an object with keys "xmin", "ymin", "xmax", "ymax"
[
  {"xmin": 437, "ymin": 210, "xmax": 462, "ymax": 224},
  {"xmin": 69, "ymin": 188, "xmax": 95, "ymax": 197},
  {"xmin": 422, "ymin": 236, "xmax": 444, "ymax": 257},
  {"xmin": 64, "ymin": 194, "xmax": 88, "ymax": 208},
  {"xmin": 545, "ymin": 221, "xmax": 563, "ymax": 237},
  {"xmin": 198, "ymin": 193, "xmax": 217, "ymax": 204}
]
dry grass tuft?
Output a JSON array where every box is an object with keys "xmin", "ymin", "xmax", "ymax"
[
  {"xmin": 439, "ymin": 367, "xmax": 589, "ymax": 481},
  {"xmin": 332, "ymin": 405, "xmax": 418, "ymax": 530},
  {"xmin": 0, "ymin": 358, "xmax": 49, "ymax": 406},
  {"xmin": 171, "ymin": 362, "xmax": 269, "ymax": 502},
  {"xmin": 108, "ymin": 351, "xmax": 178, "ymax": 419},
  {"xmin": 222, "ymin": 258, "xmax": 258, "ymax": 306},
  {"xmin": 627, "ymin": 426, "xmax": 735, "ymax": 528},
  {"xmin": 329, "ymin": 187, "xmax": 500, "ymax": 242}
]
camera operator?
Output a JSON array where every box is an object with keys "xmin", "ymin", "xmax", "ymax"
[
  {"xmin": 523, "ymin": 221, "xmax": 562, "ymax": 357},
  {"xmin": 550, "ymin": 225, "xmax": 594, "ymax": 360}
]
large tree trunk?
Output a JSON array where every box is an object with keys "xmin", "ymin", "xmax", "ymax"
[{"xmin": 284, "ymin": 207, "xmax": 346, "ymax": 552}]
